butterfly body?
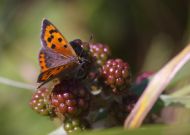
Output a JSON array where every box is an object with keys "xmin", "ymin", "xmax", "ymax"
[{"xmin": 37, "ymin": 19, "xmax": 90, "ymax": 87}]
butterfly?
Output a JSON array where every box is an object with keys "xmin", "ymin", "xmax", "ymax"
[{"xmin": 37, "ymin": 19, "xmax": 90, "ymax": 88}]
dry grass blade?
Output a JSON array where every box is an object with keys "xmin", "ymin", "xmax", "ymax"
[{"xmin": 124, "ymin": 44, "xmax": 190, "ymax": 129}]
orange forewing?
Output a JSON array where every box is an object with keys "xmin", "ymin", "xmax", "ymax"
[
  {"xmin": 41, "ymin": 19, "xmax": 77, "ymax": 57},
  {"xmin": 37, "ymin": 62, "xmax": 77, "ymax": 83}
]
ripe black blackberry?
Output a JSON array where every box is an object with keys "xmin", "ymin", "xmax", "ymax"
[
  {"xmin": 90, "ymin": 43, "xmax": 111, "ymax": 65},
  {"xmin": 63, "ymin": 118, "xmax": 87, "ymax": 133},
  {"xmin": 29, "ymin": 87, "xmax": 51, "ymax": 115},
  {"xmin": 50, "ymin": 80, "xmax": 90, "ymax": 119},
  {"xmin": 122, "ymin": 93, "xmax": 139, "ymax": 114},
  {"xmin": 101, "ymin": 59, "xmax": 131, "ymax": 93},
  {"xmin": 108, "ymin": 92, "xmax": 138, "ymax": 125}
]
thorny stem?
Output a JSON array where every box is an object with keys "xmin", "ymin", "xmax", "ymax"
[{"xmin": 124, "ymin": 44, "xmax": 190, "ymax": 128}]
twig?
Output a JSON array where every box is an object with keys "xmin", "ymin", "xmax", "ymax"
[
  {"xmin": 124, "ymin": 44, "xmax": 190, "ymax": 128},
  {"xmin": 0, "ymin": 76, "xmax": 36, "ymax": 91}
]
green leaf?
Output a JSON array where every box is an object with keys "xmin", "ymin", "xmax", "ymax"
[{"xmin": 74, "ymin": 126, "xmax": 165, "ymax": 135}]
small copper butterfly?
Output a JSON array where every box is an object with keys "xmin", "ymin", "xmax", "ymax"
[{"xmin": 37, "ymin": 19, "xmax": 90, "ymax": 88}]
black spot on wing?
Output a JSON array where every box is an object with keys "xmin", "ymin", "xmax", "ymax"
[
  {"xmin": 48, "ymin": 37, "xmax": 52, "ymax": 42},
  {"xmin": 49, "ymin": 29, "xmax": 58, "ymax": 34},
  {"xmin": 58, "ymin": 38, "xmax": 62, "ymax": 42},
  {"xmin": 64, "ymin": 45, "xmax": 67, "ymax": 48},
  {"xmin": 49, "ymin": 29, "xmax": 54, "ymax": 34},
  {"xmin": 51, "ymin": 44, "xmax": 56, "ymax": 49}
]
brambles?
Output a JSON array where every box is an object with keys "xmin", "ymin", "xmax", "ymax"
[
  {"xmin": 90, "ymin": 43, "xmax": 111, "ymax": 65},
  {"xmin": 29, "ymin": 87, "xmax": 51, "ymax": 115},
  {"xmin": 122, "ymin": 93, "xmax": 139, "ymax": 114},
  {"xmin": 109, "ymin": 92, "xmax": 139, "ymax": 125},
  {"xmin": 51, "ymin": 81, "xmax": 90, "ymax": 119},
  {"xmin": 63, "ymin": 118, "xmax": 88, "ymax": 133},
  {"xmin": 101, "ymin": 59, "xmax": 131, "ymax": 93},
  {"xmin": 30, "ymin": 40, "xmax": 162, "ymax": 134}
]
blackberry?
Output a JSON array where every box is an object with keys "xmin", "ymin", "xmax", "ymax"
[
  {"xmin": 63, "ymin": 118, "xmax": 87, "ymax": 133},
  {"xmin": 29, "ymin": 87, "xmax": 51, "ymax": 115},
  {"xmin": 50, "ymin": 80, "xmax": 90, "ymax": 118},
  {"xmin": 122, "ymin": 93, "xmax": 139, "ymax": 114},
  {"xmin": 101, "ymin": 59, "xmax": 131, "ymax": 93},
  {"xmin": 110, "ymin": 93, "xmax": 139, "ymax": 124},
  {"xmin": 90, "ymin": 43, "xmax": 111, "ymax": 65}
]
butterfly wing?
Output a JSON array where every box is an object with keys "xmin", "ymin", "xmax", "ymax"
[
  {"xmin": 38, "ymin": 48, "xmax": 77, "ymax": 72},
  {"xmin": 41, "ymin": 19, "xmax": 77, "ymax": 57},
  {"xmin": 38, "ymin": 48, "xmax": 78, "ymax": 81},
  {"xmin": 37, "ymin": 62, "xmax": 78, "ymax": 88},
  {"xmin": 37, "ymin": 19, "xmax": 80, "ymax": 87},
  {"xmin": 37, "ymin": 63, "xmax": 77, "ymax": 83}
]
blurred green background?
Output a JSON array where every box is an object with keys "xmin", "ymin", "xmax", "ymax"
[{"xmin": 1, "ymin": 0, "xmax": 190, "ymax": 134}]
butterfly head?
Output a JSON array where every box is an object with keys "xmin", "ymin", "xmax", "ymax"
[
  {"xmin": 69, "ymin": 39, "xmax": 93, "ymax": 79},
  {"xmin": 70, "ymin": 39, "xmax": 90, "ymax": 62}
]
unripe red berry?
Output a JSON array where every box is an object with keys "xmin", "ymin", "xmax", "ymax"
[
  {"xmin": 101, "ymin": 59, "xmax": 131, "ymax": 93},
  {"xmin": 90, "ymin": 43, "xmax": 111, "ymax": 65},
  {"xmin": 29, "ymin": 87, "xmax": 51, "ymax": 115},
  {"xmin": 50, "ymin": 80, "xmax": 91, "ymax": 118}
]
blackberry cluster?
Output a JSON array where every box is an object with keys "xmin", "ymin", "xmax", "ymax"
[
  {"xmin": 51, "ymin": 81, "xmax": 90, "ymax": 119},
  {"xmin": 29, "ymin": 87, "xmax": 51, "ymax": 115},
  {"xmin": 31, "ymin": 39, "xmax": 162, "ymax": 133},
  {"xmin": 101, "ymin": 59, "xmax": 131, "ymax": 93}
]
